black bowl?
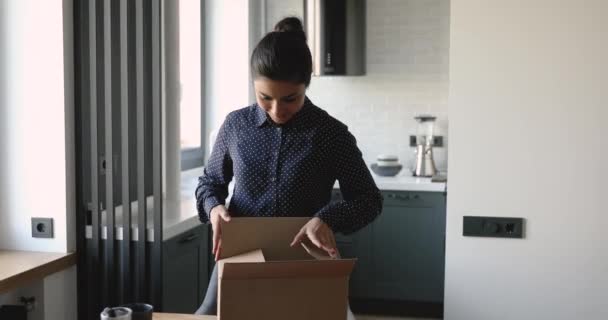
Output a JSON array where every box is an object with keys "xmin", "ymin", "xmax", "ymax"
[{"xmin": 371, "ymin": 163, "xmax": 402, "ymax": 177}]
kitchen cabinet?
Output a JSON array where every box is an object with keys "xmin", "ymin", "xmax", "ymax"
[
  {"xmin": 162, "ymin": 188, "xmax": 446, "ymax": 314},
  {"xmin": 333, "ymin": 189, "xmax": 446, "ymax": 315},
  {"xmin": 162, "ymin": 224, "xmax": 211, "ymax": 313}
]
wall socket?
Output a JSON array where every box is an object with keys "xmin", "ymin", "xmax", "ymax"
[
  {"xmin": 463, "ymin": 216, "xmax": 524, "ymax": 238},
  {"xmin": 31, "ymin": 218, "xmax": 53, "ymax": 239}
]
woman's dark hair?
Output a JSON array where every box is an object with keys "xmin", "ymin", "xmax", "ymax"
[{"xmin": 250, "ymin": 17, "xmax": 313, "ymax": 87}]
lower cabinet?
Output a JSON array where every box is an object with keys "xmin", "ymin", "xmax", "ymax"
[
  {"xmin": 162, "ymin": 224, "xmax": 210, "ymax": 313},
  {"xmin": 335, "ymin": 189, "xmax": 447, "ymax": 316},
  {"xmin": 162, "ymin": 189, "xmax": 447, "ymax": 315}
]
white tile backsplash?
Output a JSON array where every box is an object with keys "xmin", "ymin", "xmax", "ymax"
[{"xmin": 263, "ymin": 0, "xmax": 450, "ymax": 172}]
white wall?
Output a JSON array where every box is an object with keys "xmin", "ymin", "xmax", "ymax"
[
  {"xmin": 445, "ymin": 0, "xmax": 608, "ymax": 319},
  {"xmin": 259, "ymin": 0, "xmax": 450, "ymax": 170},
  {"xmin": 204, "ymin": 0, "xmax": 251, "ymax": 152},
  {"xmin": 0, "ymin": 1, "xmax": 76, "ymax": 319},
  {"xmin": 43, "ymin": 266, "xmax": 77, "ymax": 320},
  {"xmin": 0, "ymin": 0, "xmax": 72, "ymax": 253}
]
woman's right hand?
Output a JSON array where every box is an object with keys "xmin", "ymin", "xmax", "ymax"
[{"xmin": 210, "ymin": 205, "xmax": 232, "ymax": 261}]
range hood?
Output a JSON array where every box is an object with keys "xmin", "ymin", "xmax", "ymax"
[{"xmin": 305, "ymin": 0, "xmax": 366, "ymax": 76}]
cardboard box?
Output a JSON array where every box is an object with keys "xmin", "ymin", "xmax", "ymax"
[{"xmin": 216, "ymin": 217, "xmax": 356, "ymax": 320}]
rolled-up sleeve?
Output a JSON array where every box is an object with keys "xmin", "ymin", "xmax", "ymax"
[
  {"xmin": 195, "ymin": 116, "xmax": 233, "ymax": 224},
  {"xmin": 315, "ymin": 126, "xmax": 383, "ymax": 234}
]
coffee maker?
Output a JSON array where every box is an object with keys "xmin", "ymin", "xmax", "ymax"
[{"xmin": 413, "ymin": 115, "xmax": 437, "ymax": 177}]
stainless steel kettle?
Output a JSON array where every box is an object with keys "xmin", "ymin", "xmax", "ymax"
[{"xmin": 413, "ymin": 144, "xmax": 437, "ymax": 177}]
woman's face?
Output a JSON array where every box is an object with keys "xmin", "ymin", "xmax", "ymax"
[{"xmin": 254, "ymin": 77, "xmax": 306, "ymax": 124}]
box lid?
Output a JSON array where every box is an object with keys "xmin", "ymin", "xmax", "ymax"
[
  {"xmin": 218, "ymin": 217, "xmax": 316, "ymax": 261},
  {"xmin": 221, "ymin": 258, "xmax": 355, "ymax": 280},
  {"xmin": 218, "ymin": 249, "xmax": 265, "ymax": 278}
]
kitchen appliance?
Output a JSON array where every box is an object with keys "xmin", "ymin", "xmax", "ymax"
[
  {"xmin": 304, "ymin": 0, "xmax": 365, "ymax": 76},
  {"xmin": 413, "ymin": 115, "xmax": 438, "ymax": 177}
]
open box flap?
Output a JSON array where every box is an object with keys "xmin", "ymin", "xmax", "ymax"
[
  {"xmin": 218, "ymin": 217, "xmax": 313, "ymax": 260},
  {"xmin": 218, "ymin": 249, "xmax": 265, "ymax": 277},
  {"xmin": 220, "ymin": 258, "xmax": 356, "ymax": 280}
]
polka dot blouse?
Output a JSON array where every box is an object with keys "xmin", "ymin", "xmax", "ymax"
[{"xmin": 195, "ymin": 97, "xmax": 383, "ymax": 235}]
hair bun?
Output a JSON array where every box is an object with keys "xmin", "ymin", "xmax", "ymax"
[{"xmin": 274, "ymin": 17, "xmax": 306, "ymax": 42}]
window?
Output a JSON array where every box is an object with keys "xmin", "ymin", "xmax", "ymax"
[{"xmin": 177, "ymin": 0, "xmax": 204, "ymax": 170}]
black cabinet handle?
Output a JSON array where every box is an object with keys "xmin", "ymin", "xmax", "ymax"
[
  {"xmin": 387, "ymin": 193, "xmax": 413, "ymax": 201},
  {"xmin": 178, "ymin": 234, "xmax": 199, "ymax": 244},
  {"xmin": 385, "ymin": 193, "xmax": 428, "ymax": 202}
]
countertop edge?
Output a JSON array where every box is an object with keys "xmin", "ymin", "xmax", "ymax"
[
  {"xmin": 374, "ymin": 182, "xmax": 447, "ymax": 192},
  {"xmin": 0, "ymin": 251, "xmax": 77, "ymax": 295},
  {"xmin": 163, "ymin": 215, "xmax": 202, "ymax": 241},
  {"xmin": 334, "ymin": 180, "xmax": 447, "ymax": 193}
]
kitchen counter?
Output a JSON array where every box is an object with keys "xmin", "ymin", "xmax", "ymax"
[
  {"xmin": 85, "ymin": 167, "xmax": 446, "ymax": 242},
  {"xmin": 85, "ymin": 168, "xmax": 204, "ymax": 242},
  {"xmin": 84, "ymin": 196, "xmax": 201, "ymax": 242},
  {"xmin": 351, "ymin": 172, "xmax": 447, "ymax": 193},
  {"xmin": 0, "ymin": 250, "xmax": 76, "ymax": 294}
]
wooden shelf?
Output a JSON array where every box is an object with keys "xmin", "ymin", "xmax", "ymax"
[{"xmin": 0, "ymin": 250, "xmax": 76, "ymax": 295}]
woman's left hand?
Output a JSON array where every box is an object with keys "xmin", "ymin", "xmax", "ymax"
[{"xmin": 290, "ymin": 217, "xmax": 338, "ymax": 258}]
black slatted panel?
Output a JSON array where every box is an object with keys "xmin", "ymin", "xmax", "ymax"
[
  {"xmin": 119, "ymin": 0, "xmax": 133, "ymax": 306},
  {"xmin": 75, "ymin": 1, "xmax": 97, "ymax": 318},
  {"xmin": 73, "ymin": 0, "xmax": 88, "ymax": 317},
  {"xmin": 74, "ymin": 0, "xmax": 164, "ymax": 318},
  {"xmin": 135, "ymin": 0, "xmax": 147, "ymax": 303},
  {"xmin": 103, "ymin": 0, "xmax": 115, "ymax": 307},
  {"xmin": 88, "ymin": 0, "xmax": 101, "ymax": 317},
  {"xmin": 151, "ymin": 0, "xmax": 163, "ymax": 309}
]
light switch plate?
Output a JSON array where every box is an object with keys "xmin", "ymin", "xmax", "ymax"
[
  {"xmin": 32, "ymin": 218, "xmax": 54, "ymax": 238},
  {"xmin": 463, "ymin": 216, "xmax": 524, "ymax": 238}
]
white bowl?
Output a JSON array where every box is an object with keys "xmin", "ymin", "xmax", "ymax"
[
  {"xmin": 376, "ymin": 154, "xmax": 399, "ymax": 167},
  {"xmin": 377, "ymin": 160, "xmax": 400, "ymax": 167},
  {"xmin": 377, "ymin": 154, "xmax": 398, "ymax": 161}
]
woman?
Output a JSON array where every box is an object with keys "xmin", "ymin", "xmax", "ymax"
[{"xmin": 194, "ymin": 17, "xmax": 382, "ymax": 315}]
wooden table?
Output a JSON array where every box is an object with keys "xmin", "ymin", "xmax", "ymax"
[
  {"xmin": 154, "ymin": 313, "xmax": 216, "ymax": 320},
  {"xmin": 0, "ymin": 250, "xmax": 76, "ymax": 294}
]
